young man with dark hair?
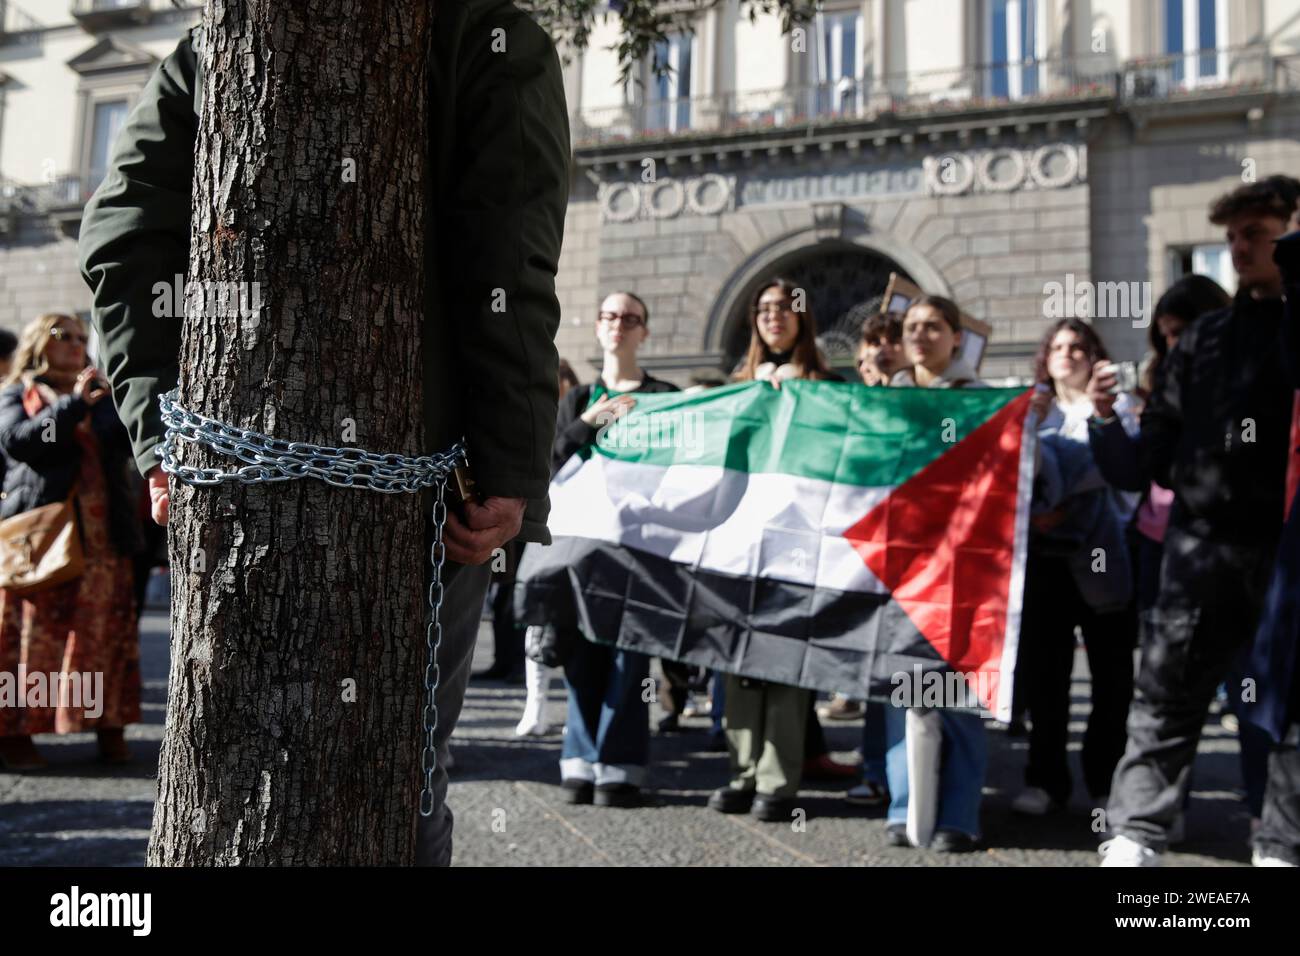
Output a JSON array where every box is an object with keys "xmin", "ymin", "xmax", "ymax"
[
  {"xmin": 857, "ymin": 312, "xmax": 905, "ymax": 386},
  {"xmin": 1088, "ymin": 176, "xmax": 1300, "ymax": 866}
]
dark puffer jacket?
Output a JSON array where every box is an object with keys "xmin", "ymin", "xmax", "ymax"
[{"xmin": 0, "ymin": 380, "xmax": 143, "ymax": 557}]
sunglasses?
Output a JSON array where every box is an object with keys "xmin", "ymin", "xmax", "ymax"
[
  {"xmin": 49, "ymin": 327, "xmax": 90, "ymax": 345},
  {"xmin": 598, "ymin": 311, "xmax": 645, "ymax": 329}
]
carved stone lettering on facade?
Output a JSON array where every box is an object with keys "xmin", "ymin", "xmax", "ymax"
[
  {"xmin": 596, "ymin": 143, "xmax": 1086, "ymax": 222},
  {"xmin": 925, "ymin": 143, "xmax": 1087, "ymax": 196},
  {"xmin": 598, "ymin": 173, "xmax": 737, "ymax": 223}
]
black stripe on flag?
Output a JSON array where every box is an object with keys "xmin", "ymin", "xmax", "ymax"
[{"xmin": 516, "ymin": 536, "xmax": 956, "ymax": 705}]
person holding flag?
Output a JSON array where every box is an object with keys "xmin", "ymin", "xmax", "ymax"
[
  {"xmin": 708, "ymin": 278, "xmax": 842, "ymax": 822},
  {"xmin": 551, "ymin": 291, "xmax": 677, "ymax": 809},
  {"xmin": 884, "ymin": 294, "xmax": 989, "ymax": 852}
]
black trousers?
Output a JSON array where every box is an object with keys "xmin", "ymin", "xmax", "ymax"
[
  {"xmin": 658, "ymin": 659, "xmax": 696, "ymax": 716},
  {"xmin": 1017, "ymin": 551, "xmax": 1136, "ymax": 803},
  {"xmin": 1108, "ymin": 526, "xmax": 1277, "ymax": 849},
  {"xmin": 1258, "ymin": 742, "xmax": 1300, "ymax": 860},
  {"xmin": 488, "ymin": 540, "xmax": 524, "ymax": 674}
]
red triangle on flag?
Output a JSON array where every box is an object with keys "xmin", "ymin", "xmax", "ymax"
[{"xmin": 841, "ymin": 390, "xmax": 1033, "ymax": 710}]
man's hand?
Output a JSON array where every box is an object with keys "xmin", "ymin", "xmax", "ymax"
[
  {"xmin": 443, "ymin": 496, "xmax": 526, "ymax": 565},
  {"xmin": 146, "ymin": 465, "xmax": 170, "ymax": 526},
  {"xmin": 1086, "ymin": 359, "xmax": 1118, "ymax": 419}
]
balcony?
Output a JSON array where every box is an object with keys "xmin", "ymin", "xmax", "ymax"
[
  {"xmin": 71, "ymin": 0, "xmax": 152, "ymax": 33},
  {"xmin": 575, "ymin": 53, "xmax": 1117, "ymax": 150},
  {"xmin": 0, "ymin": 1, "xmax": 43, "ymax": 43},
  {"xmin": 574, "ymin": 45, "xmax": 1294, "ymax": 151},
  {"xmin": 1, "ymin": 174, "xmax": 102, "ymax": 236}
]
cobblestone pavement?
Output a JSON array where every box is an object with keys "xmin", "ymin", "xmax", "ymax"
[{"xmin": 0, "ymin": 609, "xmax": 1255, "ymax": 866}]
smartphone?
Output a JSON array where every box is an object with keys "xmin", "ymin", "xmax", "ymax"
[{"xmin": 1098, "ymin": 361, "xmax": 1138, "ymax": 395}]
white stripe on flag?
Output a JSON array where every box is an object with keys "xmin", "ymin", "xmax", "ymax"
[{"xmin": 548, "ymin": 456, "xmax": 891, "ymax": 594}]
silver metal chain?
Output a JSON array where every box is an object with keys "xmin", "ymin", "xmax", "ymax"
[{"xmin": 157, "ymin": 389, "xmax": 466, "ymax": 817}]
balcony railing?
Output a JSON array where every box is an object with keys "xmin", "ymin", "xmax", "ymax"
[
  {"xmin": 71, "ymin": 0, "xmax": 152, "ymax": 32},
  {"xmin": 1, "ymin": 1, "xmax": 43, "ymax": 37},
  {"xmin": 1120, "ymin": 44, "xmax": 1290, "ymax": 102},
  {"xmin": 575, "ymin": 45, "xmax": 1291, "ymax": 149},
  {"xmin": 0, "ymin": 174, "xmax": 101, "ymax": 218}
]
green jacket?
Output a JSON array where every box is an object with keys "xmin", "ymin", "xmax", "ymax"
[{"xmin": 78, "ymin": 0, "xmax": 570, "ymax": 543}]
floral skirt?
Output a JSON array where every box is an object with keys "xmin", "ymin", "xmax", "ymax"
[{"xmin": 0, "ymin": 394, "xmax": 141, "ymax": 736}]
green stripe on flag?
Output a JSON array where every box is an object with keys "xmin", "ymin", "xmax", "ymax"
[{"xmin": 592, "ymin": 380, "xmax": 1025, "ymax": 488}]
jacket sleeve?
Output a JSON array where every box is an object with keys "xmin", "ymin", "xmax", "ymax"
[
  {"xmin": 77, "ymin": 35, "xmax": 198, "ymax": 479},
  {"xmin": 1135, "ymin": 325, "xmax": 1187, "ymax": 491},
  {"xmin": 0, "ymin": 388, "xmax": 88, "ymax": 467},
  {"xmin": 1087, "ymin": 418, "xmax": 1146, "ymax": 492},
  {"xmin": 551, "ymin": 385, "xmax": 596, "ymax": 474},
  {"xmin": 1284, "ymin": 284, "xmax": 1300, "ymax": 390},
  {"xmin": 445, "ymin": 9, "xmax": 569, "ymax": 502}
]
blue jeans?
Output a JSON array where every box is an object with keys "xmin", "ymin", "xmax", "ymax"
[
  {"xmin": 710, "ymin": 671, "xmax": 726, "ymax": 735},
  {"xmin": 560, "ymin": 637, "xmax": 650, "ymax": 786},
  {"xmin": 884, "ymin": 706, "xmax": 987, "ymax": 838},
  {"xmin": 860, "ymin": 701, "xmax": 887, "ymax": 786}
]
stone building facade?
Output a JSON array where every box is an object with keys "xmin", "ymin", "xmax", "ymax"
[
  {"xmin": 3, "ymin": 1, "xmax": 1300, "ymax": 387},
  {"xmin": 554, "ymin": 0, "xmax": 1300, "ymax": 384}
]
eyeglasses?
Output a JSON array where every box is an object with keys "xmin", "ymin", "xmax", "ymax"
[
  {"xmin": 753, "ymin": 301, "xmax": 795, "ymax": 317},
  {"xmin": 598, "ymin": 311, "xmax": 645, "ymax": 329},
  {"xmin": 49, "ymin": 327, "xmax": 90, "ymax": 345}
]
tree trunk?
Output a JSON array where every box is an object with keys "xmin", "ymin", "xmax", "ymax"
[{"xmin": 148, "ymin": 0, "xmax": 433, "ymax": 865}]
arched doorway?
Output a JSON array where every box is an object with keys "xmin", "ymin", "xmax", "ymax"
[{"xmin": 720, "ymin": 243, "xmax": 914, "ymax": 376}]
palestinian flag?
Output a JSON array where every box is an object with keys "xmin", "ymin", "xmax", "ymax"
[{"xmin": 516, "ymin": 381, "xmax": 1036, "ymax": 718}]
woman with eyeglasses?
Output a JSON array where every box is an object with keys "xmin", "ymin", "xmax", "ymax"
[
  {"xmin": 708, "ymin": 278, "xmax": 857, "ymax": 824},
  {"xmin": 0, "ymin": 313, "xmax": 143, "ymax": 770},
  {"xmin": 550, "ymin": 291, "xmax": 678, "ymax": 808}
]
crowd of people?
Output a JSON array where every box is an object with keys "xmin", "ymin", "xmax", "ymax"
[
  {"xmin": 2, "ymin": 172, "xmax": 1297, "ymax": 867},
  {"xmin": 482, "ymin": 176, "xmax": 1300, "ymax": 867}
]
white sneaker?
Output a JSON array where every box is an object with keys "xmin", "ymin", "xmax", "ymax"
[
  {"xmin": 1011, "ymin": 786, "xmax": 1060, "ymax": 816},
  {"xmin": 1099, "ymin": 834, "xmax": 1161, "ymax": 867},
  {"xmin": 1252, "ymin": 848, "xmax": 1299, "ymax": 867}
]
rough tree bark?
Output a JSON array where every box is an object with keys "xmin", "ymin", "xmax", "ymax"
[{"xmin": 148, "ymin": 0, "xmax": 434, "ymax": 865}]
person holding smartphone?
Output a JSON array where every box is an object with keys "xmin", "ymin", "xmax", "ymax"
[
  {"xmin": 0, "ymin": 313, "xmax": 144, "ymax": 770},
  {"xmin": 1089, "ymin": 177, "xmax": 1300, "ymax": 867},
  {"xmin": 1014, "ymin": 319, "xmax": 1139, "ymax": 818}
]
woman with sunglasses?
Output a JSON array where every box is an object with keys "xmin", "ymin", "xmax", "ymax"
[
  {"xmin": 550, "ymin": 291, "xmax": 678, "ymax": 808},
  {"xmin": 0, "ymin": 313, "xmax": 143, "ymax": 770}
]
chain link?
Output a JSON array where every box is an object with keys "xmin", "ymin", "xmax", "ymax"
[{"xmin": 158, "ymin": 389, "xmax": 465, "ymax": 818}]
